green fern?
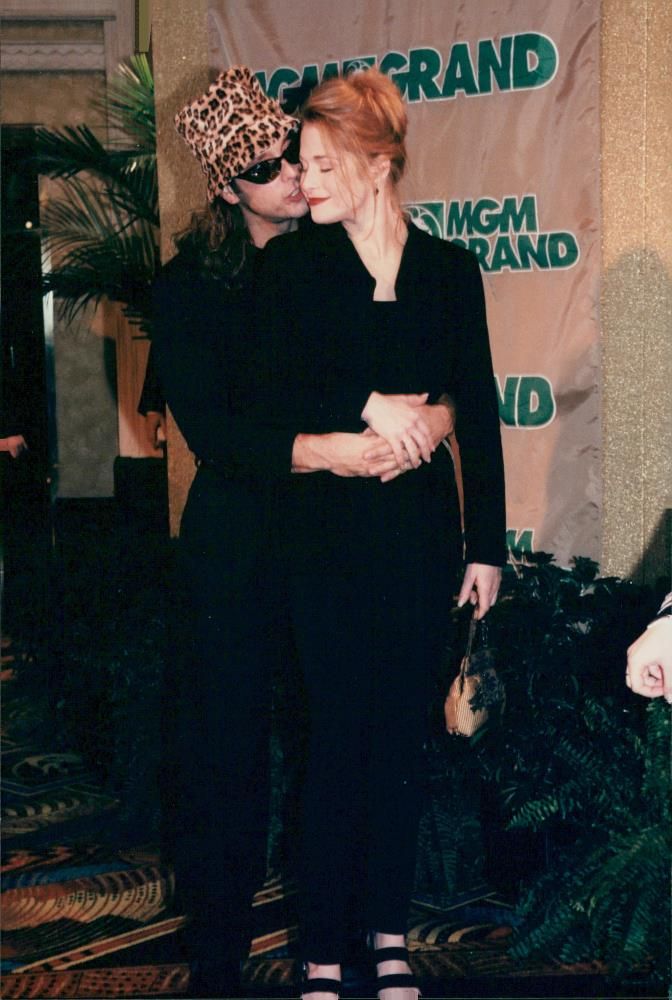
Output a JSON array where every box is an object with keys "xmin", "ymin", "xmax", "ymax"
[
  {"xmin": 468, "ymin": 557, "xmax": 669, "ymax": 983},
  {"xmin": 507, "ymin": 701, "xmax": 670, "ymax": 980}
]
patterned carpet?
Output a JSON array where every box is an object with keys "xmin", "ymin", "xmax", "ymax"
[
  {"xmin": 3, "ymin": 835, "xmax": 542, "ymax": 998},
  {"xmin": 0, "ymin": 636, "xmax": 651, "ymax": 999}
]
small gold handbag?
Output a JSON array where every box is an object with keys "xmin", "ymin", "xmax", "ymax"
[{"xmin": 444, "ymin": 613, "xmax": 501, "ymax": 737}]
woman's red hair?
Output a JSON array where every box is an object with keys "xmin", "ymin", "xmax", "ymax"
[{"xmin": 301, "ymin": 68, "xmax": 408, "ymax": 185}]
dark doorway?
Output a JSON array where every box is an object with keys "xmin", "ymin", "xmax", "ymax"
[{"xmin": 1, "ymin": 124, "xmax": 54, "ymax": 648}]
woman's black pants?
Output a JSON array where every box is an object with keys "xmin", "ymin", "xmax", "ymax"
[{"xmin": 285, "ymin": 477, "xmax": 456, "ymax": 965}]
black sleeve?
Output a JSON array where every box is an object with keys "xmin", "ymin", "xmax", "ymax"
[
  {"xmin": 150, "ymin": 261, "xmax": 297, "ymax": 477},
  {"xmin": 447, "ymin": 249, "xmax": 506, "ymax": 567},
  {"xmin": 137, "ymin": 344, "xmax": 165, "ymax": 415}
]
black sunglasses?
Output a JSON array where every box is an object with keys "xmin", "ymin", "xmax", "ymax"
[{"xmin": 236, "ymin": 131, "xmax": 301, "ymax": 185}]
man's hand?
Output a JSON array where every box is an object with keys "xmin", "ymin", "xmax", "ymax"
[
  {"xmin": 429, "ymin": 393, "xmax": 456, "ymax": 439},
  {"xmin": 144, "ymin": 411, "xmax": 166, "ymax": 453},
  {"xmin": 292, "ymin": 430, "xmax": 399, "ymax": 478}
]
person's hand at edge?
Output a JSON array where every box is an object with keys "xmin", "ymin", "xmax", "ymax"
[
  {"xmin": 0, "ymin": 435, "xmax": 28, "ymax": 459},
  {"xmin": 626, "ymin": 617, "xmax": 672, "ymax": 701}
]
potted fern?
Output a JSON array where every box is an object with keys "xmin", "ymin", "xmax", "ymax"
[
  {"xmin": 468, "ymin": 555, "xmax": 670, "ymax": 985},
  {"xmin": 507, "ymin": 697, "xmax": 670, "ymax": 982}
]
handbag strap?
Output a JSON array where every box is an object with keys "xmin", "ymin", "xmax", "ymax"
[{"xmin": 460, "ymin": 613, "xmax": 479, "ymax": 677}]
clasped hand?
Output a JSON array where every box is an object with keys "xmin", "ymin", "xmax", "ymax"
[
  {"xmin": 361, "ymin": 391, "xmax": 433, "ymax": 470},
  {"xmin": 291, "ymin": 392, "xmax": 454, "ymax": 481},
  {"xmin": 323, "ymin": 429, "xmax": 401, "ymax": 479},
  {"xmin": 360, "ymin": 391, "xmax": 457, "ymax": 481}
]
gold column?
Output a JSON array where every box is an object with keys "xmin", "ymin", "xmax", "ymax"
[
  {"xmin": 601, "ymin": 0, "xmax": 672, "ymax": 584},
  {"xmin": 151, "ymin": 0, "xmax": 210, "ymax": 534}
]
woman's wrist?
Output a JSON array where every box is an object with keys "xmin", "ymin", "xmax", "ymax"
[{"xmin": 360, "ymin": 391, "xmax": 380, "ymax": 424}]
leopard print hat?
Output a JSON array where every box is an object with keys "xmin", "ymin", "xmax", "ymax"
[{"xmin": 175, "ymin": 66, "xmax": 299, "ymax": 202}]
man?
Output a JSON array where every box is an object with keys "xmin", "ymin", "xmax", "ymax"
[{"xmin": 153, "ymin": 66, "xmax": 454, "ymax": 998}]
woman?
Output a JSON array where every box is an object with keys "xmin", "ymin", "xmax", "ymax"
[{"xmin": 256, "ymin": 69, "xmax": 506, "ymax": 1000}]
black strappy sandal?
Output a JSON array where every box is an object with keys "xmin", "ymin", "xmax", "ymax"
[
  {"xmin": 372, "ymin": 945, "xmax": 421, "ymax": 1000},
  {"xmin": 300, "ymin": 964, "xmax": 341, "ymax": 999}
]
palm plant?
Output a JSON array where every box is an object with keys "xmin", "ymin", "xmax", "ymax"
[{"xmin": 35, "ymin": 53, "xmax": 158, "ymax": 326}]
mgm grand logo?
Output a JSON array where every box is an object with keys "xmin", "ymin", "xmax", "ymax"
[
  {"xmin": 405, "ymin": 197, "xmax": 579, "ymax": 274},
  {"xmin": 406, "ymin": 202, "xmax": 445, "ymax": 240}
]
